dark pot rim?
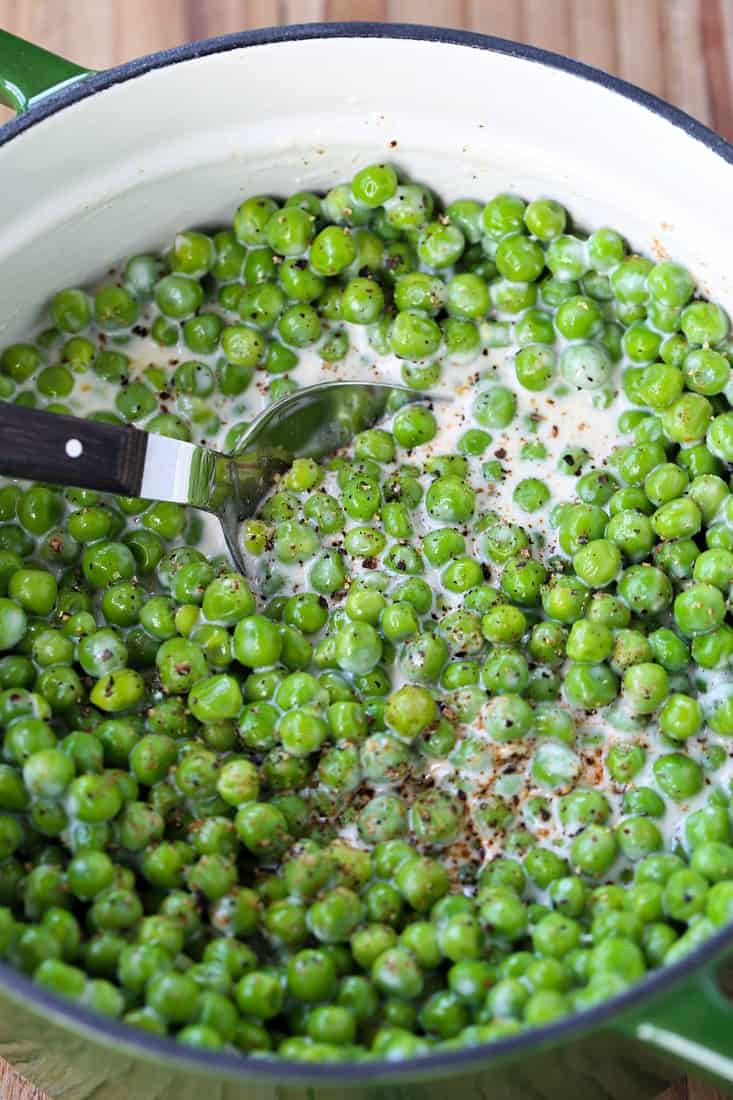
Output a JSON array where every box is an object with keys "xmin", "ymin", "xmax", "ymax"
[{"xmin": 1, "ymin": 18, "xmax": 732, "ymax": 1084}]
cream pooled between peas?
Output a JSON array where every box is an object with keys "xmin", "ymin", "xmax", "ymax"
[{"xmin": 2, "ymin": 170, "xmax": 733, "ymax": 1055}]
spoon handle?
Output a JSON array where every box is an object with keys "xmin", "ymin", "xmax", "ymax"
[
  {"xmin": 0, "ymin": 402, "xmax": 148, "ymax": 495},
  {"xmin": 0, "ymin": 402, "xmax": 222, "ymax": 513}
]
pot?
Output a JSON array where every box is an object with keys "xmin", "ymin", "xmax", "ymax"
[{"xmin": 1, "ymin": 21, "xmax": 733, "ymax": 1100}]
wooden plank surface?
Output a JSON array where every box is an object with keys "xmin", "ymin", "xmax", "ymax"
[{"xmin": 0, "ymin": 2, "xmax": 731, "ymax": 1100}]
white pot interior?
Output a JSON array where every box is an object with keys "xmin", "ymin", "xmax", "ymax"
[{"xmin": 1, "ymin": 33, "xmax": 732, "ymax": 344}]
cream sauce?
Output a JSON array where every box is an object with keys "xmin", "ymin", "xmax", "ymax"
[{"xmin": 30, "ymin": 260, "xmax": 733, "ymax": 889}]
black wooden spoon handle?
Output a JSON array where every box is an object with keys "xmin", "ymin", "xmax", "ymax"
[{"xmin": 0, "ymin": 402, "xmax": 148, "ymax": 496}]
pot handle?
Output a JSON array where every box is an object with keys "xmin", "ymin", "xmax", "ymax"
[
  {"xmin": 0, "ymin": 29, "xmax": 93, "ymax": 115},
  {"xmin": 616, "ymin": 955, "xmax": 733, "ymax": 1088}
]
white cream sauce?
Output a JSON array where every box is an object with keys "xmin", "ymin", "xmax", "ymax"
[{"xmin": 27, "ymin": 259, "xmax": 733, "ymax": 890}]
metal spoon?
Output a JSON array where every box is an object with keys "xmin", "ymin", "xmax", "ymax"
[{"xmin": 0, "ymin": 381, "xmax": 430, "ymax": 571}]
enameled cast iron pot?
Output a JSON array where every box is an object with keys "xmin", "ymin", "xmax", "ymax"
[{"xmin": 1, "ymin": 22, "xmax": 733, "ymax": 1100}]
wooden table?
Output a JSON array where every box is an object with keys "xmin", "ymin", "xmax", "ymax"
[{"xmin": 0, "ymin": 2, "xmax": 731, "ymax": 1098}]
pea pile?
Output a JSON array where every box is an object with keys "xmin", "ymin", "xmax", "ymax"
[{"xmin": 0, "ymin": 162, "xmax": 733, "ymax": 1063}]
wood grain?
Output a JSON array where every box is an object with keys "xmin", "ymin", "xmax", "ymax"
[
  {"xmin": 0, "ymin": 2, "xmax": 731, "ymax": 1099},
  {"xmin": 570, "ymin": 0, "xmax": 618, "ymax": 73}
]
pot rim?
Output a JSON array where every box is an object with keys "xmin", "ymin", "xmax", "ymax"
[
  {"xmin": 2, "ymin": 19, "xmax": 733, "ymax": 161},
  {"xmin": 1, "ymin": 18, "xmax": 732, "ymax": 1083}
]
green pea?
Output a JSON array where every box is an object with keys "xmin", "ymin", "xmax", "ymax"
[
  {"xmin": 570, "ymin": 826, "xmax": 618, "ymax": 877},
  {"xmin": 653, "ymin": 753, "xmax": 704, "ymax": 801}
]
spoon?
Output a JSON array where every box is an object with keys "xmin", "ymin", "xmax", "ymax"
[{"xmin": 0, "ymin": 382, "xmax": 431, "ymax": 572}]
